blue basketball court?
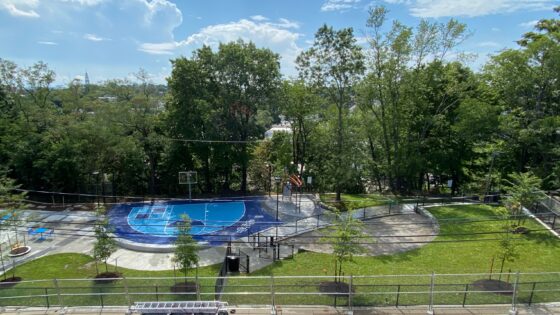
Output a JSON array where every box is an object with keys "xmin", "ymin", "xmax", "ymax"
[{"xmin": 109, "ymin": 198, "xmax": 279, "ymax": 245}]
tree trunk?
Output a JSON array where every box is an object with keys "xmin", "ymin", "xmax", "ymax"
[
  {"xmin": 498, "ymin": 256, "xmax": 506, "ymax": 281},
  {"xmin": 241, "ymin": 144, "xmax": 248, "ymax": 193}
]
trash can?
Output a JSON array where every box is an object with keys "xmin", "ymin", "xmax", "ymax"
[{"xmin": 227, "ymin": 255, "xmax": 239, "ymax": 273}]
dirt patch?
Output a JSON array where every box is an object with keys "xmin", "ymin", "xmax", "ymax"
[
  {"xmin": 471, "ymin": 279, "xmax": 513, "ymax": 295},
  {"xmin": 0, "ymin": 277, "xmax": 22, "ymax": 288},
  {"xmin": 94, "ymin": 271, "xmax": 122, "ymax": 283},
  {"xmin": 170, "ymin": 281, "xmax": 198, "ymax": 293},
  {"xmin": 318, "ymin": 281, "xmax": 354, "ymax": 296}
]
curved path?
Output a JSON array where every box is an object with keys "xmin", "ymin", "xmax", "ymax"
[{"xmin": 297, "ymin": 213, "xmax": 437, "ymax": 255}]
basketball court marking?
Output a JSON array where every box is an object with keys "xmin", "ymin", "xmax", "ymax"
[{"xmin": 125, "ymin": 201, "xmax": 248, "ymax": 238}]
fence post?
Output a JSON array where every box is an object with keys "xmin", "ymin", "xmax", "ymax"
[
  {"xmin": 44, "ymin": 288, "xmax": 50, "ymax": 308},
  {"xmin": 317, "ymin": 214, "xmax": 320, "ymax": 228},
  {"xmin": 53, "ymin": 278, "xmax": 63, "ymax": 307},
  {"xmin": 196, "ymin": 271, "xmax": 200, "ymax": 301},
  {"xmin": 295, "ymin": 220, "xmax": 298, "ymax": 233},
  {"xmin": 509, "ymin": 271, "xmax": 520, "ymax": 315},
  {"xmin": 247, "ymin": 255, "xmax": 250, "ymax": 273},
  {"xmin": 427, "ymin": 272, "xmax": 435, "ymax": 315},
  {"xmin": 155, "ymin": 285, "xmax": 159, "ymax": 301},
  {"xmin": 123, "ymin": 276, "xmax": 131, "ymax": 307},
  {"xmin": 270, "ymin": 274, "xmax": 275, "ymax": 310},
  {"xmin": 462, "ymin": 284, "xmax": 469, "ymax": 307},
  {"xmin": 395, "ymin": 285, "xmax": 401, "ymax": 307},
  {"xmin": 348, "ymin": 275, "xmax": 353, "ymax": 314},
  {"xmin": 528, "ymin": 282, "xmax": 537, "ymax": 306},
  {"xmin": 99, "ymin": 287, "xmax": 104, "ymax": 308}
]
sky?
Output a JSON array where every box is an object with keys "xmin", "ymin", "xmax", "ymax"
[{"xmin": 0, "ymin": 0, "xmax": 558, "ymax": 86}]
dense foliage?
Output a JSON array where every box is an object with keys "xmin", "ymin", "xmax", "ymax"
[{"xmin": 0, "ymin": 7, "xmax": 558, "ymax": 198}]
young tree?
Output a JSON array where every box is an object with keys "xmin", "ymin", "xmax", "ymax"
[
  {"xmin": 503, "ymin": 172, "xmax": 546, "ymax": 215},
  {"xmin": 92, "ymin": 206, "xmax": 116, "ymax": 274},
  {"xmin": 323, "ymin": 211, "xmax": 369, "ymax": 282},
  {"xmin": 173, "ymin": 215, "xmax": 199, "ymax": 278},
  {"xmin": 297, "ymin": 25, "xmax": 365, "ymax": 201},
  {"xmin": 495, "ymin": 208, "xmax": 520, "ymax": 279},
  {"xmin": 0, "ymin": 174, "xmax": 27, "ymax": 250}
]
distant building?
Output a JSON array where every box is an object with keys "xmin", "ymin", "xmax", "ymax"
[
  {"xmin": 98, "ymin": 95, "xmax": 118, "ymax": 102},
  {"xmin": 264, "ymin": 122, "xmax": 292, "ymax": 139}
]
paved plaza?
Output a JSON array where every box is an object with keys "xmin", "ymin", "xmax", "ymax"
[{"xmin": 1, "ymin": 195, "xmax": 426, "ymax": 273}]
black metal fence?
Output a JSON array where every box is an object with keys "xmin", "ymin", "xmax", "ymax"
[{"xmin": 1, "ymin": 272, "xmax": 559, "ymax": 309}]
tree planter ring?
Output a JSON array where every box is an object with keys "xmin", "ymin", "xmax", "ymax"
[{"xmin": 8, "ymin": 246, "xmax": 31, "ymax": 257}]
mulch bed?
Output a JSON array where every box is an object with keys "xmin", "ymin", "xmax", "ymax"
[
  {"xmin": 94, "ymin": 271, "xmax": 122, "ymax": 283},
  {"xmin": 318, "ymin": 281, "xmax": 355, "ymax": 296},
  {"xmin": 170, "ymin": 281, "xmax": 198, "ymax": 293},
  {"xmin": 0, "ymin": 276, "xmax": 22, "ymax": 288},
  {"xmin": 9, "ymin": 246, "xmax": 31, "ymax": 256},
  {"xmin": 471, "ymin": 279, "xmax": 513, "ymax": 295}
]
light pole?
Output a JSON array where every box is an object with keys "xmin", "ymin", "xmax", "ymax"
[
  {"xmin": 274, "ymin": 176, "xmax": 281, "ymax": 221},
  {"xmin": 266, "ymin": 163, "xmax": 272, "ymax": 197},
  {"xmin": 273, "ymin": 176, "xmax": 281, "ymax": 260},
  {"xmin": 92, "ymin": 171, "xmax": 100, "ymax": 209}
]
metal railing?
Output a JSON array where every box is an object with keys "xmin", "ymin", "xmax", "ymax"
[{"xmin": 1, "ymin": 272, "xmax": 559, "ymax": 310}]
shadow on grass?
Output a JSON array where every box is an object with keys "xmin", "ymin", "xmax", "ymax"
[
  {"xmin": 375, "ymin": 248, "xmax": 422, "ymax": 264},
  {"xmin": 525, "ymin": 231, "xmax": 560, "ymax": 247}
]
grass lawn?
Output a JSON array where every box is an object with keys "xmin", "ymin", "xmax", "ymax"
[
  {"xmin": 225, "ymin": 204, "xmax": 560, "ymax": 306},
  {"xmin": 320, "ymin": 193, "xmax": 395, "ymax": 211},
  {"xmin": 2, "ymin": 204, "xmax": 559, "ymax": 307},
  {"xmin": 256, "ymin": 204, "xmax": 560, "ymax": 276},
  {"xmin": 0, "ymin": 254, "xmax": 221, "ymax": 307}
]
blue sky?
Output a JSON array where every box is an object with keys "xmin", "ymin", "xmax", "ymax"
[{"xmin": 0, "ymin": 0, "xmax": 558, "ymax": 85}]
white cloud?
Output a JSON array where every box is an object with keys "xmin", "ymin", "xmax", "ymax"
[
  {"xmin": 83, "ymin": 33, "xmax": 111, "ymax": 41},
  {"xmin": 477, "ymin": 41, "xmax": 501, "ymax": 48},
  {"xmin": 1, "ymin": 1, "xmax": 40, "ymax": 18},
  {"xmin": 59, "ymin": 0, "xmax": 105, "ymax": 5},
  {"xmin": 38, "ymin": 41, "xmax": 58, "ymax": 45},
  {"xmin": 275, "ymin": 18, "xmax": 300, "ymax": 29},
  {"xmin": 250, "ymin": 15, "xmax": 268, "ymax": 21},
  {"xmin": 138, "ymin": 42, "xmax": 178, "ymax": 55},
  {"xmin": 386, "ymin": 0, "xmax": 555, "ymax": 18},
  {"xmin": 321, "ymin": 0, "xmax": 362, "ymax": 12},
  {"xmin": 491, "ymin": 27, "xmax": 501, "ymax": 32},
  {"xmin": 139, "ymin": 18, "xmax": 303, "ymax": 76},
  {"xmin": 519, "ymin": 20, "xmax": 539, "ymax": 28}
]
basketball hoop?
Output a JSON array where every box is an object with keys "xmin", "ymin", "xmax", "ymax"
[{"xmin": 179, "ymin": 171, "xmax": 197, "ymax": 200}]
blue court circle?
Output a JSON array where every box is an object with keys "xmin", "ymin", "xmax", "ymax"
[{"xmin": 109, "ymin": 198, "xmax": 279, "ymax": 246}]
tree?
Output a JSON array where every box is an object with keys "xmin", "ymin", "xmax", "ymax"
[
  {"xmin": 483, "ymin": 7, "xmax": 560, "ymax": 189},
  {"xmin": 323, "ymin": 211, "xmax": 369, "ymax": 282},
  {"xmin": 92, "ymin": 206, "xmax": 116, "ymax": 274},
  {"xmin": 0, "ymin": 174, "xmax": 28, "ymax": 250},
  {"xmin": 166, "ymin": 42, "xmax": 281, "ymax": 193},
  {"xmin": 495, "ymin": 208, "xmax": 520, "ymax": 279},
  {"xmin": 358, "ymin": 5, "xmax": 470, "ymax": 193},
  {"xmin": 502, "ymin": 171, "xmax": 546, "ymax": 225},
  {"xmin": 214, "ymin": 41, "xmax": 281, "ymax": 192},
  {"xmin": 280, "ymin": 80, "xmax": 322, "ymax": 175},
  {"xmin": 297, "ymin": 25, "xmax": 365, "ymax": 201},
  {"xmin": 173, "ymin": 215, "xmax": 199, "ymax": 278}
]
